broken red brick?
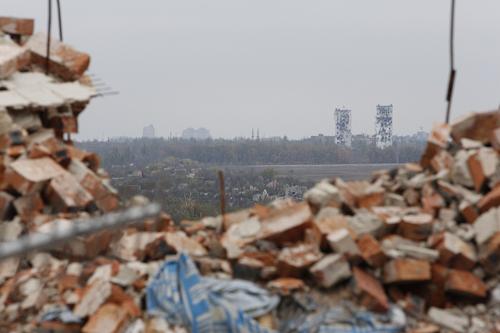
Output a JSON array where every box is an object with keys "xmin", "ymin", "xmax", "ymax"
[
  {"xmin": 0, "ymin": 43, "xmax": 30, "ymax": 79},
  {"xmin": 445, "ymin": 269, "xmax": 487, "ymax": 298},
  {"xmin": 467, "ymin": 153, "xmax": 487, "ymax": 192},
  {"xmin": 26, "ymin": 33, "xmax": 91, "ymax": 81},
  {"xmin": 384, "ymin": 258, "xmax": 431, "ymax": 284},
  {"xmin": 478, "ymin": 185, "xmax": 500, "ymax": 213},
  {"xmin": 420, "ymin": 123, "xmax": 450, "ymax": 169},
  {"xmin": 492, "ymin": 127, "xmax": 500, "ymax": 151},
  {"xmin": 450, "ymin": 110, "xmax": 500, "ymax": 144},
  {"xmin": 277, "ymin": 243, "xmax": 322, "ymax": 278},
  {"xmin": 45, "ymin": 172, "xmax": 94, "ymax": 211},
  {"xmin": 13, "ymin": 192, "xmax": 44, "ymax": 221},
  {"xmin": 352, "ymin": 267, "xmax": 389, "ymax": 312},
  {"xmin": 0, "ymin": 17, "xmax": 34, "ymax": 36},
  {"xmin": 479, "ymin": 231, "xmax": 500, "ymax": 274},
  {"xmin": 433, "ymin": 232, "xmax": 477, "ymax": 270},
  {"xmin": 313, "ymin": 214, "xmax": 351, "ymax": 249},
  {"xmin": 82, "ymin": 303, "xmax": 129, "ymax": 333},
  {"xmin": 459, "ymin": 200, "xmax": 479, "ymax": 224},
  {"xmin": 357, "ymin": 234, "xmax": 387, "ymax": 267},
  {"xmin": 267, "ymin": 277, "xmax": 306, "ymax": 295},
  {"xmin": 7, "ymin": 157, "xmax": 66, "ymax": 195},
  {"xmin": 309, "ymin": 254, "xmax": 351, "ymax": 288},
  {"xmin": 398, "ymin": 214, "xmax": 433, "ymax": 241}
]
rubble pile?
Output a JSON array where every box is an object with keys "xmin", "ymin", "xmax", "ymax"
[{"xmin": 0, "ymin": 16, "xmax": 499, "ymax": 333}]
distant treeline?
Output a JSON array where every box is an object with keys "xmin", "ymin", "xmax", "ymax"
[{"xmin": 77, "ymin": 138, "xmax": 425, "ymax": 168}]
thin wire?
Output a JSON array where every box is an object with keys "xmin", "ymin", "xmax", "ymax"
[
  {"xmin": 56, "ymin": 0, "xmax": 63, "ymax": 41},
  {"xmin": 445, "ymin": 0, "xmax": 456, "ymax": 124},
  {"xmin": 46, "ymin": 0, "xmax": 53, "ymax": 74}
]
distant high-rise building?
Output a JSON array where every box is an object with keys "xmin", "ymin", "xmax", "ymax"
[
  {"xmin": 375, "ymin": 104, "xmax": 393, "ymax": 149},
  {"xmin": 142, "ymin": 124, "xmax": 155, "ymax": 138},
  {"xmin": 334, "ymin": 107, "xmax": 352, "ymax": 147},
  {"xmin": 181, "ymin": 127, "xmax": 211, "ymax": 140}
]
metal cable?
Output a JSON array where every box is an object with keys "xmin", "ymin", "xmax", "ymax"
[
  {"xmin": 46, "ymin": 0, "xmax": 52, "ymax": 74},
  {"xmin": 0, "ymin": 203, "xmax": 161, "ymax": 260},
  {"xmin": 57, "ymin": 0, "xmax": 63, "ymax": 41},
  {"xmin": 445, "ymin": 0, "xmax": 456, "ymax": 123}
]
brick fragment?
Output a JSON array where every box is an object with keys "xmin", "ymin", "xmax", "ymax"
[
  {"xmin": 459, "ymin": 200, "xmax": 479, "ymax": 224},
  {"xmin": 352, "ymin": 267, "xmax": 389, "ymax": 312},
  {"xmin": 467, "ymin": 153, "xmax": 486, "ymax": 192},
  {"xmin": 164, "ymin": 231, "xmax": 207, "ymax": 257},
  {"xmin": 13, "ymin": 192, "xmax": 44, "ymax": 221},
  {"xmin": 451, "ymin": 150, "xmax": 475, "ymax": 188},
  {"xmin": 420, "ymin": 123, "xmax": 450, "ymax": 168},
  {"xmin": 479, "ymin": 231, "xmax": 500, "ymax": 274},
  {"xmin": 7, "ymin": 157, "xmax": 66, "ymax": 195},
  {"xmin": 73, "ymin": 279, "xmax": 112, "ymax": 318},
  {"xmin": 277, "ymin": 243, "xmax": 322, "ymax": 278},
  {"xmin": 0, "ymin": 17, "xmax": 34, "ymax": 36},
  {"xmin": 45, "ymin": 172, "xmax": 94, "ymax": 211},
  {"xmin": 478, "ymin": 185, "xmax": 500, "ymax": 213},
  {"xmin": 473, "ymin": 207, "xmax": 500, "ymax": 245},
  {"xmin": 433, "ymin": 232, "xmax": 477, "ymax": 270},
  {"xmin": 492, "ymin": 127, "xmax": 500, "ymax": 151},
  {"xmin": 69, "ymin": 159, "xmax": 119, "ymax": 212},
  {"xmin": 82, "ymin": 303, "xmax": 129, "ymax": 333},
  {"xmin": 267, "ymin": 277, "xmax": 306, "ymax": 295},
  {"xmin": 327, "ymin": 228, "xmax": 360, "ymax": 257},
  {"xmin": 313, "ymin": 214, "xmax": 351, "ymax": 249},
  {"xmin": 384, "ymin": 258, "xmax": 431, "ymax": 283},
  {"xmin": 304, "ymin": 181, "xmax": 341, "ymax": 211},
  {"xmin": 357, "ymin": 234, "xmax": 387, "ymax": 267},
  {"xmin": 398, "ymin": 214, "xmax": 433, "ymax": 241},
  {"xmin": 0, "ymin": 43, "xmax": 30, "ymax": 79},
  {"xmin": 309, "ymin": 254, "xmax": 351, "ymax": 288},
  {"xmin": 445, "ymin": 269, "xmax": 487, "ymax": 298},
  {"xmin": 26, "ymin": 32, "xmax": 91, "ymax": 81},
  {"xmin": 450, "ymin": 110, "xmax": 500, "ymax": 144}
]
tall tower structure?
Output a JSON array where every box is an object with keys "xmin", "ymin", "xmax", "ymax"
[
  {"xmin": 375, "ymin": 104, "xmax": 393, "ymax": 149},
  {"xmin": 334, "ymin": 107, "xmax": 352, "ymax": 147}
]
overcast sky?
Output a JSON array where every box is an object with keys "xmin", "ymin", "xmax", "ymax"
[{"xmin": 3, "ymin": 1, "xmax": 500, "ymax": 139}]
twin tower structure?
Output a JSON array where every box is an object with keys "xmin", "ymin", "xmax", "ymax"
[{"xmin": 334, "ymin": 105, "xmax": 393, "ymax": 149}]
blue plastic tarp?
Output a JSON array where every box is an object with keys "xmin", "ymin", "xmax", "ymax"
[{"xmin": 146, "ymin": 253, "xmax": 279, "ymax": 333}]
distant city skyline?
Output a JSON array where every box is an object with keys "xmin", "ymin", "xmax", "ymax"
[{"xmin": 6, "ymin": 1, "xmax": 498, "ymax": 139}]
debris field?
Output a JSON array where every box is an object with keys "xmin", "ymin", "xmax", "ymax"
[{"xmin": 0, "ymin": 16, "xmax": 500, "ymax": 333}]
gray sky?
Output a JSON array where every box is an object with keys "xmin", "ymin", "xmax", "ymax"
[{"xmin": 3, "ymin": 1, "xmax": 500, "ymax": 139}]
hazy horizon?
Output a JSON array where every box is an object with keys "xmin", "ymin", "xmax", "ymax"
[{"xmin": 3, "ymin": 1, "xmax": 500, "ymax": 139}]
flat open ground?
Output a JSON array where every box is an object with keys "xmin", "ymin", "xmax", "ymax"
[{"xmin": 223, "ymin": 164, "xmax": 401, "ymax": 182}]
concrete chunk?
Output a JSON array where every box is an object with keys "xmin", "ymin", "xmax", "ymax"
[
  {"xmin": 428, "ymin": 307, "xmax": 469, "ymax": 333},
  {"xmin": 473, "ymin": 207, "xmax": 500, "ymax": 245}
]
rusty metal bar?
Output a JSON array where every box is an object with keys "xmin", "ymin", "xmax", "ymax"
[
  {"xmin": 56, "ymin": 0, "xmax": 63, "ymax": 41},
  {"xmin": 218, "ymin": 170, "xmax": 226, "ymax": 217},
  {"xmin": 0, "ymin": 203, "xmax": 161, "ymax": 261},
  {"xmin": 46, "ymin": 0, "xmax": 52, "ymax": 74},
  {"xmin": 445, "ymin": 0, "xmax": 456, "ymax": 124}
]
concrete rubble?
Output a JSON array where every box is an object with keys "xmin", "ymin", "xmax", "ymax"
[{"xmin": 0, "ymin": 17, "xmax": 500, "ymax": 333}]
